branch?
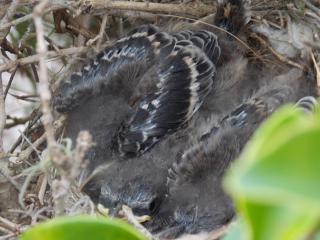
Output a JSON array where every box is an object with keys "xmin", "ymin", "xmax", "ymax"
[
  {"xmin": 5, "ymin": 115, "xmax": 33, "ymax": 129},
  {"xmin": 33, "ymin": 0, "xmax": 56, "ymax": 150},
  {"xmin": 3, "ymin": 66, "xmax": 18, "ymax": 100},
  {"xmin": 310, "ymin": 51, "xmax": 320, "ymax": 95},
  {"xmin": 0, "ymin": 4, "xmax": 63, "ymax": 32},
  {"xmin": 0, "ymin": 46, "xmax": 89, "ymax": 72},
  {"xmin": 52, "ymin": 131, "xmax": 93, "ymax": 216},
  {"xmin": 250, "ymin": 33, "xmax": 305, "ymax": 70},
  {"xmin": 0, "ymin": 0, "xmax": 20, "ymax": 43},
  {"xmin": 73, "ymin": 0, "xmax": 215, "ymax": 18},
  {"xmin": 0, "ymin": 74, "xmax": 5, "ymax": 153}
]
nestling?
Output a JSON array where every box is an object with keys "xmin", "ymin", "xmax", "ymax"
[
  {"xmin": 146, "ymin": 68, "xmax": 317, "ymax": 239},
  {"xmin": 76, "ymin": 0, "xmax": 259, "ymax": 218}
]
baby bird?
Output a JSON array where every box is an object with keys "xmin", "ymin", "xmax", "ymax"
[
  {"xmin": 80, "ymin": 0, "xmax": 257, "ymax": 217},
  {"xmin": 54, "ymin": 20, "xmax": 223, "ymax": 205},
  {"xmin": 54, "ymin": 25, "xmax": 221, "ymax": 155},
  {"xmin": 145, "ymin": 68, "xmax": 318, "ymax": 239}
]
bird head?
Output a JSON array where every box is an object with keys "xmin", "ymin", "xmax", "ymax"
[
  {"xmin": 93, "ymin": 156, "xmax": 169, "ymax": 217},
  {"xmin": 145, "ymin": 172, "xmax": 234, "ymax": 239}
]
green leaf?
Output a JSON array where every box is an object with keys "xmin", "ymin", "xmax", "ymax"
[
  {"xmin": 223, "ymin": 104, "xmax": 320, "ymax": 240},
  {"xmin": 235, "ymin": 106, "xmax": 310, "ymax": 167},
  {"xmin": 241, "ymin": 201, "xmax": 318, "ymax": 240},
  {"xmin": 237, "ymin": 126, "xmax": 320, "ymax": 207},
  {"xmin": 20, "ymin": 216, "xmax": 146, "ymax": 240}
]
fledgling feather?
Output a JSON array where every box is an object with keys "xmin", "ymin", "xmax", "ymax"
[
  {"xmin": 146, "ymin": 68, "xmax": 317, "ymax": 239},
  {"xmin": 53, "ymin": 23, "xmax": 224, "ymax": 210},
  {"xmin": 81, "ymin": 0, "xmax": 260, "ymax": 219}
]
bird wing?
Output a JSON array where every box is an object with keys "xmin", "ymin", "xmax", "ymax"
[
  {"xmin": 118, "ymin": 43, "xmax": 216, "ymax": 157},
  {"xmin": 53, "ymin": 25, "xmax": 177, "ymax": 113},
  {"xmin": 167, "ymin": 97, "xmax": 268, "ymax": 187},
  {"xmin": 172, "ymin": 30, "xmax": 221, "ymax": 64},
  {"xmin": 167, "ymin": 93, "xmax": 318, "ymax": 187}
]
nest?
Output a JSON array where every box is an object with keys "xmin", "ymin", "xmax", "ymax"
[{"xmin": 0, "ymin": 0, "xmax": 319, "ymax": 239}]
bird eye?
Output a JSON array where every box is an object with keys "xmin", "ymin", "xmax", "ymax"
[{"xmin": 148, "ymin": 197, "xmax": 161, "ymax": 214}]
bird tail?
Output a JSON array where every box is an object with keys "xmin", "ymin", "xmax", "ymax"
[{"xmin": 214, "ymin": 0, "xmax": 251, "ymax": 35}]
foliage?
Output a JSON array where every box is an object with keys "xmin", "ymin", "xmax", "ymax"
[
  {"xmin": 223, "ymin": 104, "xmax": 320, "ymax": 240},
  {"xmin": 20, "ymin": 216, "xmax": 146, "ymax": 240}
]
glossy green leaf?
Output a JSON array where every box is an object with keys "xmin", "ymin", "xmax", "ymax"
[
  {"xmin": 241, "ymin": 201, "xmax": 318, "ymax": 240},
  {"xmin": 20, "ymin": 216, "xmax": 146, "ymax": 240},
  {"xmin": 234, "ymin": 106, "xmax": 310, "ymax": 168},
  {"xmin": 237, "ymin": 126, "xmax": 320, "ymax": 207},
  {"xmin": 223, "ymin": 104, "xmax": 320, "ymax": 240}
]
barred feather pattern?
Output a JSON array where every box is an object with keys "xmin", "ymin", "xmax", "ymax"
[
  {"xmin": 53, "ymin": 25, "xmax": 221, "ymax": 158},
  {"xmin": 172, "ymin": 30, "xmax": 221, "ymax": 64},
  {"xmin": 167, "ymin": 93, "xmax": 318, "ymax": 187},
  {"xmin": 53, "ymin": 25, "xmax": 175, "ymax": 113},
  {"xmin": 118, "ymin": 43, "xmax": 216, "ymax": 157}
]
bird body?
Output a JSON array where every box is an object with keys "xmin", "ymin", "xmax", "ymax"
[
  {"xmin": 53, "ymin": 0, "xmax": 261, "ymax": 219},
  {"xmin": 53, "ymin": 22, "xmax": 229, "ymax": 212},
  {"xmin": 148, "ymin": 68, "xmax": 317, "ymax": 238},
  {"xmin": 52, "ymin": 0, "xmax": 318, "ymax": 237},
  {"xmin": 80, "ymin": 0, "xmax": 265, "ymax": 217}
]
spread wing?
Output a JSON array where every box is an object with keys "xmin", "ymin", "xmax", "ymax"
[
  {"xmin": 53, "ymin": 25, "xmax": 177, "ymax": 113},
  {"xmin": 118, "ymin": 43, "xmax": 216, "ymax": 157},
  {"xmin": 172, "ymin": 30, "xmax": 220, "ymax": 64}
]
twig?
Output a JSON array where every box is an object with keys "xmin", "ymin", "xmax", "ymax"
[
  {"xmin": 0, "ymin": 0, "xmax": 20, "ymax": 43},
  {"xmin": 304, "ymin": 0, "xmax": 320, "ymax": 17},
  {"xmin": 310, "ymin": 51, "xmax": 320, "ymax": 95},
  {"xmin": 250, "ymin": 33, "xmax": 305, "ymax": 70},
  {"xmin": 87, "ymin": 15, "xmax": 109, "ymax": 49},
  {"xmin": 101, "ymin": 9, "xmax": 157, "ymax": 20},
  {"xmin": 14, "ymin": 116, "xmax": 65, "ymax": 164},
  {"xmin": 7, "ymin": 93, "xmax": 39, "ymax": 103},
  {"xmin": 53, "ymin": 9, "xmax": 96, "ymax": 39},
  {"xmin": 0, "ymin": 216, "xmax": 21, "ymax": 235},
  {"xmin": 119, "ymin": 17, "xmax": 124, "ymax": 37},
  {"xmin": 1, "ymin": 38, "xmax": 20, "ymax": 56},
  {"xmin": 75, "ymin": 1, "xmax": 215, "ymax": 18},
  {"xmin": 0, "ymin": 169, "xmax": 21, "ymax": 191},
  {"xmin": 37, "ymin": 174, "xmax": 47, "ymax": 206},
  {"xmin": 19, "ymin": 128, "xmax": 43, "ymax": 162},
  {"xmin": 33, "ymin": 0, "xmax": 58, "ymax": 152},
  {"xmin": 0, "ymin": 74, "xmax": 5, "ymax": 153},
  {"xmin": 9, "ymin": 205, "xmax": 51, "ymax": 225},
  {"xmin": 67, "ymin": 195, "xmax": 95, "ymax": 215},
  {"xmin": 52, "ymin": 131, "xmax": 92, "ymax": 216},
  {"xmin": 5, "ymin": 115, "xmax": 33, "ymax": 129},
  {"xmin": 3, "ymin": 66, "xmax": 18, "ymax": 100},
  {"xmin": 16, "ymin": 134, "xmax": 46, "ymax": 164},
  {"xmin": 97, "ymin": 15, "xmax": 109, "ymax": 49},
  {"xmin": 18, "ymin": 164, "xmax": 40, "ymax": 209},
  {"xmin": 0, "ymin": 4, "xmax": 63, "ymax": 31},
  {"xmin": 70, "ymin": 131, "xmax": 92, "ymax": 180},
  {"xmin": 0, "ymin": 233, "xmax": 15, "ymax": 240},
  {"xmin": 9, "ymin": 110, "xmax": 42, "ymax": 154},
  {"xmin": 0, "ymin": 46, "xmax": 89, "ymax": 72},
  {"xmin": 23, "ymin": 46, "xmax": 40, "ymax": 83}
]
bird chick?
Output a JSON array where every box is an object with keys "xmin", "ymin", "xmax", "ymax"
[
  {"xmin": 53, "ymin": 22, "xmax": 225, "ymax": 207},
  {"xmin": 80, "ymin": 0, "xmax": 263, "ymax": 219},
  {"xmin": 92, "ymin": 56, "xmax": 259, "ymax": 217},
  {"xmin": 146, "ymin": 68, "xmax": 317, "ymax": 239}
]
